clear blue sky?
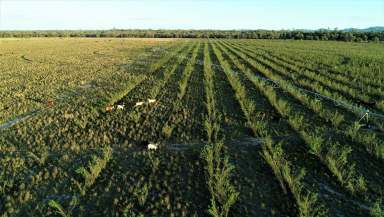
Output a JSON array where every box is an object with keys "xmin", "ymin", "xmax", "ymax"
[{"xmin": 0, "ymin": 0, "xmax": 383, "ymax": 30}]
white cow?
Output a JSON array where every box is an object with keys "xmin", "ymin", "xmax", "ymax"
[
  {"xmin": 148, "ymin": 99, "xmax": 156, "ymax": 104},
  {"xmin": 117, "ymin": 104, "xmax": 125, "ymax": 110},
  {"xmin": 135, "ymin": 101, "xmax": 145, "ymax": 107},
  {"xmin": 147, "ymin": 143, "xmax": 159, "ymax": 150}
]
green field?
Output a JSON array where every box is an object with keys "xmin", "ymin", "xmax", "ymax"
[{"xmin": 1, "ymin": 38, "xmax": 384, "ymax": 217}]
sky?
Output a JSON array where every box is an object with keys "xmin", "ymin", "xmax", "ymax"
[{"xmin": 0, "ymin": 0, "xmax": 383, "ymax": 30}]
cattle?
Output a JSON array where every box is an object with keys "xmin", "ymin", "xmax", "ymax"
[
  {"xmin": 105, "ymin": 105, "xmax": 114, "ymax": 112},
  {"xmin": 135, "ymin": 101, "xmax": 145, "ymax": 107},
  {"xmin": 148, "ymin": 99, "xmax": 156, "ymax": 104},
  {"xmin": 147, "ymin": 143, "xmax": 159, "ymax": 150}
]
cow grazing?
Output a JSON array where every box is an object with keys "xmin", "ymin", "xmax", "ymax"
[
  {"xmin": 147, "ymin": 143, "xmax": 159, "ymax": 150},
  {"xmin": 135, "ymin": 101, "xmax": 145, "ymax": 107},
  {"xmin": 117, "ymin": 104, "xmax": 125, "ymax": 110},
  {"xmin": 148, "ymin": 99, "xmax": 156, "ymax": 104},
  {"xmin": 105, "ymin": 105, "xmax": 114, "ymax": 112}
]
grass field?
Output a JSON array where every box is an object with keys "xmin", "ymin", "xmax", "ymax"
[{"xmin": 1, "ymin": 38, "xmax": 384, "ymax": 217}]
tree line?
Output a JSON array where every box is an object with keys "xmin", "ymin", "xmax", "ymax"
[{"xmin": 0, "ymin": 29, "xmax": 383, "ymax": 42}]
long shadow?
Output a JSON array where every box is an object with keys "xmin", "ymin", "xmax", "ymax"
[
  {"xmin": 208, "ymin": 43, "xmax": 250, "ymax": 139},
  {"xmin": 169, "ymin": 43, "xmax": 207, "ymax": 142}
]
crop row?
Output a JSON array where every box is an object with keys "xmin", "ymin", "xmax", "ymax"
[
  {"xmin": 1, "ymin": 39, "xmax": 383, "ymax": 216},
  {"xmin": 0, "ymin": 41, "xmax": 195, "ymax": 216},
  {"xmin": 212, "ymin": 41, "xmax": 382, "ymax": 216},
  {"xmin": 221, "ymin": 40, "xmax": 384, "ymax": 160},
  {"xmin": 225, "ymin": 41, "xmax": 384, "ymax": 120}
]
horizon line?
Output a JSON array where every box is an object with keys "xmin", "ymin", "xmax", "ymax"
[{"xmin": 1, "ymin": 26, "xmax": 383, "ymax": 32}]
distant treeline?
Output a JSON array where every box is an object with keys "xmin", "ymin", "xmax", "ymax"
[{"xmin": 1, "ymin": 29, "xmax": 383, "ymax": 42}]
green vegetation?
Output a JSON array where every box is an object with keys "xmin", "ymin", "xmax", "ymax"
[
  {"xmin": 370, "ymin": 199, "xmax": 384, "ymax": 217},
  {"xmin": 203, "ymin": 42, "xmax": 221, "ymax": 143},
  {"xmin": 201, "ymin": 142, "xmax": 239, "ymax": 217},
  {"xmin": 1, "ymin": 29, "xmax": 383, "ymax": 42},
  {"xmin": 261, "ymin": 138, "xmax": 327, "ymax": 217},
  {"xmin": 1, "ymin": 38, "xmax": 383, "ymax": 216},
  {"xmin": 48, "ymin": 200, "xmax": 70, "ymax": 217},
  {"xmin": 75, "ymin": 146, "xmax": 112, "ymax": 195}
]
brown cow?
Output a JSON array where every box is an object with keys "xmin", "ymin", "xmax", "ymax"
[{"xmin": 105, "ymin": 105, "xmax": 114, "ymax": 112}]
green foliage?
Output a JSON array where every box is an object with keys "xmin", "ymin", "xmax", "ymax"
[
  {"xmin": 261, "ymin": 138, "xmax": 328, "ymax": 217},
  {"xmin": 177, "ymin": 44, "xmax": 200, "ymax": 99},
  {"xmin": 0, "ymin": 38, "xmax": 171, "ymax": 124},
  {"xmin": 211, "ymin": 43, "xmax": 262, "ymax": 137},
  {"xmin": 204, "ymin": 116, "xmax": 221, "ymax": 143},
  {"xmin": 326, "ymin": 143, "xmax": 367, "ymax": 194},
  {"xmin": 377, "ymin": 101, "xmax": 384, "ymax": 111},
  {"xmin": 330, "ymin": 111, "xmax": 344, "ymax": 127},
  {"xmin": 290, "ymin": 114, "xmax": 305, "ymax": 130},
  {"xmin": 223, "ymin": 40, "xmax": 372, "ymax": 196},
  {"xmin": 133, "ymin": 183, "xmax": 149, "ymax": 207},
  {"xmin": 48, "ymin": 200, "xmax": 69, "ymax": 217},
  {"xmin": 203, "ymin": 41, "xmax": 221, "ymax": 142},
  {"xmin": 360, "ymin": 132, "xmax": 384, "ymax": 159},
  {"xmin": 261, "ymin": 138, "xmax": 287, "ymax": 193},
  {"xmin": 276, "ymin": 98, "xmax": 292, "ymax": 115},
  {"xmin": 75, "ymin": 146, "xmax": 112, "ymax": 194},
  {"xmin": 162, "ymin": 124, "xmax": 173, "ymax": 139},
  {"xmin": 1, "ymin": 39, "xmax": 383, "ymax": 216},
  {"xmin": 201, "ymin": 142, "xmax": 239, "ymax": 217},
  {"xmin": 347, "ymin": 122, "xmax": 362, "ymax": 140},
  {"xmin": 28, "ymin": 150, "xmax": 49, "ymax": 166},
  {"xmin": 370, "ymin": 199, "xmax": 384, "ymax": 217},
  {"xmin": 306, "ymin": 132, "xmax": 324, "ymax": 156},
  {"xmin": 1, "ymin": 29, "xmax": 383, "ymax": 42},
  {"xmin": 48, "ymin": 196, "xmax": 78, "ymax": 217}
]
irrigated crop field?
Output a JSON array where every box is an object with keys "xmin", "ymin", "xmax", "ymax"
[{"xmin": 1, "ymin": 38, "xmax": 383, "ymax": 217}]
